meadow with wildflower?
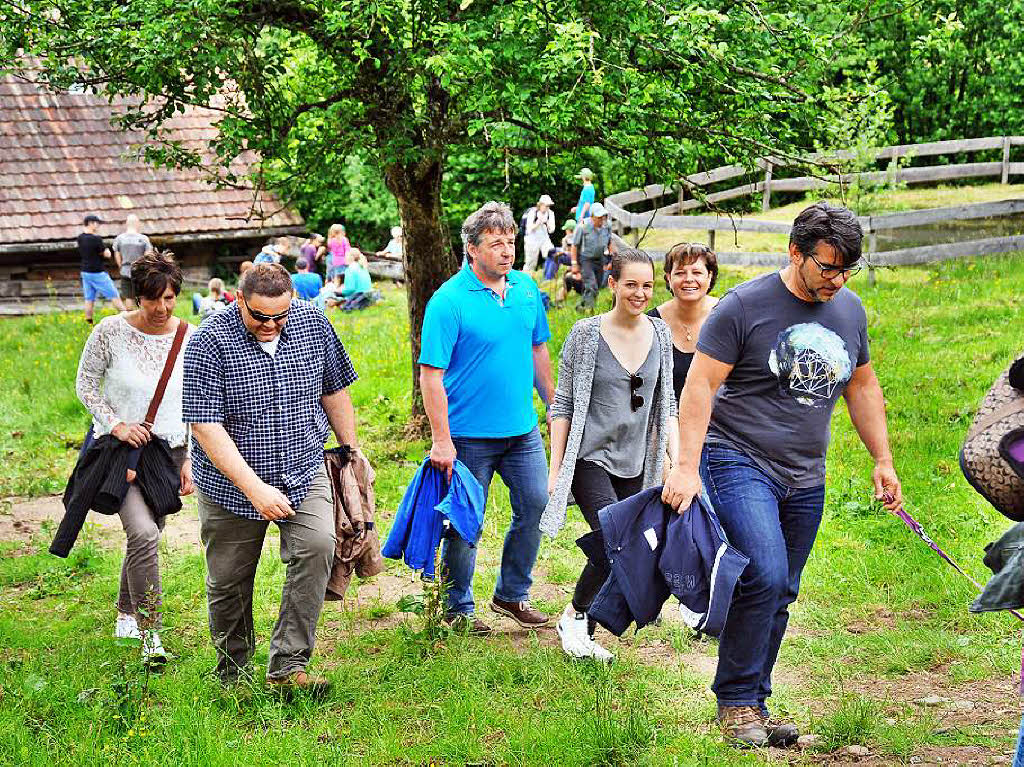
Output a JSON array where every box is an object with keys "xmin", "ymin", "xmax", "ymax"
[{"xmin": 0, "ymin": 256, "xmax": 1023, "ymax": 764}]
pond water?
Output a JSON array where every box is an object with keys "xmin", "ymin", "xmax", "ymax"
[{"xmin": 875, "ymin": 212, "xmax": 1024, "ymax": 251}]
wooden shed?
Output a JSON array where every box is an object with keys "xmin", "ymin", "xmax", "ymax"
[{"xmin": 0, "ymin": 73, "xmax": 305, "ymax": 308}]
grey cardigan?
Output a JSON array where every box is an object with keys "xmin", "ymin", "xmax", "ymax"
[{"xmin": 540, "ymin": 315, "xmax": 677, "ymax": 537}]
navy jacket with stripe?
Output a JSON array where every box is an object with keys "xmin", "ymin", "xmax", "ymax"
[{"xmin": 587, "ymin": 487, "xmax": 749, "ymax": 637}]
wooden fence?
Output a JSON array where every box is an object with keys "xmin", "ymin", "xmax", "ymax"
[{"xmin": 604, "ymin": 136, "xmax": 1024, "ymax": 269}]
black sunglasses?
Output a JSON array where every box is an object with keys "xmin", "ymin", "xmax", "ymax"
[
  {"xmin": 630, "ymin": 373, "xmax": 644, "ymax": 412},
  {"xmin": 804, "ymin": 251, "xmax": 862, "ymax": 280},
  {"xmin": 243, "ymin": 301, "xmax": 290, "ymax": 324}
]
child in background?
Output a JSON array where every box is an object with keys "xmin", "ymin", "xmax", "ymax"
[
  {"xmin": 300, "ymin": 234, "xmax": 326, "ymax": 276},
  {"xmin": 327, "ymin": 224, "xmax": 350, "ymax": 280},
  {"xmin": 192, "ymin": 277, "xmax": 231, "ymax": 321}
]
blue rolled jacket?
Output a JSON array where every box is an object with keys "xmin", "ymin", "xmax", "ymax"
[
  {"xmin": 587, "ymin": 487, "xmax": 749, "ymax": 637},
  {"xmin": 382, "ymin": 458, "xmax": 485, "ymax": 577}
]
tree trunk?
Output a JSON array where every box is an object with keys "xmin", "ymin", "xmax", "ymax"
[{"xmin": 383, "ymin": 156, "xmax": 458, "ymax": 420}]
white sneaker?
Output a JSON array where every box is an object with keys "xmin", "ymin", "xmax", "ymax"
[
  {"xmin": 557, "ymin": 605, "xmax": 598, "ymax": 659},
  {"xmin": 115, "ymin": 613, "xmax": 140, "ymax": 640},
  {"xmin": 142, "ymin": 631, "xmax": 167, "ymax": 665},
  {"xmin": 587, "ymin": 634, "xmax": 614, "ymax": 663}
]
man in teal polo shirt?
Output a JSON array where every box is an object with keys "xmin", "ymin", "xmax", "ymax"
[{"xmin": 419, "ymin": 201, "xmax": 555, "ymax": 634}]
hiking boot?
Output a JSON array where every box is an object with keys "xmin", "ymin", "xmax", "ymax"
[
  {"xmin": 266, "ymin": 670, "xmax": 331, "ymax": 697},
  {"xmin": 758, "ymin": 710, "xmax": 799, "ymax": 747},
  {"xmin": 490, "ymin": 597, "xmax": 549, "ymax": 628},
  {"xmin": 443, "ymin": 613, "xmax": 493, "ymax": 636},
  {"xmin": 717, "ymin": 705, "xmax": 769, "ymax": 747}
]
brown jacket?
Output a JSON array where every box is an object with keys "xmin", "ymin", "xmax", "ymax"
[{"xmin": 323, "ymin": 446, "xmax": 384, "ymax": 600}]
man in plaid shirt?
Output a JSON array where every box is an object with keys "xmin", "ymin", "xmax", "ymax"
[{"xmin": 183, "ymin": 263, "xmax": 359, "ymax": 691}]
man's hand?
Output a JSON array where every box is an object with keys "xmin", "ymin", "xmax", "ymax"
[
  {"xmin": 179, "ymin": 459, "xmax": 194, "ymax": 496},
  {"xmin": 111, "ymin": 421, "xmax": 151, "ymax": 448},
  {"xmin": 661, "ymin": 466, "xmax": 702, "ymax": 513},
  {"xmin": 429, "ymin": 438, "xmax": 457, "ymax": 482},
  {"xmin": 247, "ymin": 480, "xmax": 295, "ymax": 521},
  {"xmin": 872, "ymin": 461, "xmax": 903, "ymax": 515}
]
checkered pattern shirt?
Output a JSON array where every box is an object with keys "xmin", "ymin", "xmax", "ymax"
[{"xmin": 182, "ymin": 301, "xmax": 357, "ymax": 519}]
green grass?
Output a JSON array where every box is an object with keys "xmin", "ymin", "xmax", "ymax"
[{"xmin": 1, "ymin": 255, "xmax": 1024, "ymax": 763}]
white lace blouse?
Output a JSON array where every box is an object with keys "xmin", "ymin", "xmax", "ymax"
[{"xmin": 75, "ymin": 315, "xmax": 195, "ymax": 448}]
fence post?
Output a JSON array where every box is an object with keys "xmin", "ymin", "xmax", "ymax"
[
  {"xmin": 867, "ymin": 224, "xmax": 877, "ymax": 287},
  {"xmin": 707, "ymin": 229, "xmax": 716, "ymax": 251},
  {"xmin": 761, "ymin": 163, "xmax": 773, "ymax": 212},
  {"xmin": 678, "ymin": 183, "xmax": 686, "ymax": 213},
  {"xmin": 1003, "ymin": 136, "xmax": 1011, "ymax": 184}
]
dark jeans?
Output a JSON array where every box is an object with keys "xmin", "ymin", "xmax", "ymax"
[
  {"xmin": 700, "ymin": 442, "xmax": 825, "ymax": 708},
  {"xmin": 441, "ymin": 427, "xmax": 548, "ymax": 615},
  {"xmin": 570, "ymin": 460, "xmax": 643, "ymax": 612}
]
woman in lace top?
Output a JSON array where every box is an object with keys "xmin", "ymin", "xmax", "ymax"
[{"xmin": 75, "ymin": 251, "xmax": 195, "ymax": 664}]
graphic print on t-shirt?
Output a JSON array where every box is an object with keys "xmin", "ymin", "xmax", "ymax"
[{"xmin": 767, "ymin": 322, "xmax": 853, "ymax": 407}]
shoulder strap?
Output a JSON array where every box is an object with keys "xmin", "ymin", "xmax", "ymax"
[{"xmin": 143, "ymin": 319, "xmax": 187, "ymax": 430}]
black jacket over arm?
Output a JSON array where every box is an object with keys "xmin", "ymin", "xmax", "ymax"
[{"xmin": 51, "ymin": 435, "xmax": 181, "ymax": 558}]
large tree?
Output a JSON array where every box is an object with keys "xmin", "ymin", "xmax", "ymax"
[{"xmin": 2, "ymin": 0, "xmax": 847, "ymax": 413}]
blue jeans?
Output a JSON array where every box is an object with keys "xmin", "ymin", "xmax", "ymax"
[
  {"xmin": 441, "ymin": 427, "xmax": 548, "ymax": 616},
  {"xmin": 700, "ymin": 442, "xmax": 825, "ymax": 708}
]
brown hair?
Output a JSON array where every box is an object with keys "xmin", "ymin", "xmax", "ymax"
[
  {"xmin": 239, "ymin": 263, "xmax": 293, "ymax": 299},
  {"xmin": 130, "ymin": 250, "xmax": 182, "ymax": 300},
  {"xmin": 609, "ymin": 248, "xmax": 655, "ymax": 281},
  {"xmin": 664, "ymin": 242, "xmax": 718, "ymax": 292}
]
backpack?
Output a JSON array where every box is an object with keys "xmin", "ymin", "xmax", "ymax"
[{"xmin": 960, "ymin": 364, "xmax": 1024, "ymax": 521}]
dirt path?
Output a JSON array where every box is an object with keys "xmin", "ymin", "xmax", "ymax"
[{"xmin": 3, "ymin": 495, "xmax": 1019, "ymax": 765}]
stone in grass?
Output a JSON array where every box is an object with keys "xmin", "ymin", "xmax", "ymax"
[
  {"xmin": 796, "ymin": 734, "xmax": 822, "ymax": 749},
  {"xmin": 951, "ymin": 699, "xmax": 976, "ymax": 711},
  {"xmin": 844, "ymin": 745, "xmax": 870, "ymax": 757},
  {"xmin": 913, "ymin": 695, "xmax": 952, "ymax": 706}
]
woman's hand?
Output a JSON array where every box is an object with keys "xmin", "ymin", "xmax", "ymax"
[
  {"xmin": 547, "ymin": 470, "xmax": 558, "ymax": 496},
  {"xmin": 179, "ymin": 459, "xmax": 194, "ymax": 496},
  {"xmin": 111, "ymin": 421, "xmax": 151, "ymax": 448}
]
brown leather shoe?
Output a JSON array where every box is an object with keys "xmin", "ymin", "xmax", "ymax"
[
  {"xmin": 717, "ymin": 705, "xmax": 769, "ymax": 748},
  {"xmin": 758, "ymin": 710, "xmax": 799, "ymax": 747},
  {"xmin": 443, "ymin": 614, "xmax": 493, "ymax": 636},
  {"xmin": 266, "ymin": 670, "xmax": 331, "ymax": 696},
  {"xmin": 489, "ymin": 598, "xmax": 549, "ymax": 628}
]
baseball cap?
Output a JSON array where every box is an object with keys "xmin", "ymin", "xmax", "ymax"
[
  {"xmin": 590, "ymin": 202, "xmax": 608, "ymax": 218},
  {"xmin": 563, "ymin": 219, "xmax": 577, "ymax": 230},
  {"xmin": 83, "ymin": 214, "xmax": 103, "ymax": 225}
]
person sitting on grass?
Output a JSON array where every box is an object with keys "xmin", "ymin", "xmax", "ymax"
[
  {"xmin": 376, "ymin": 226, "xmax": 403, "ymax": 260},
  {"xmin": 291, "ymin": 259, "xmax": 324, "ymax": 301},
  {"xmin": 192, "ymin": 277, "xmax": 231, "ymax": 321},
  {"xmin": 339, "ymin": 252, "xmax": 376, "ymax": 309}
]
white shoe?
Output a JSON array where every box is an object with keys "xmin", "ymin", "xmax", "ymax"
[
  {"xmin": 115, "ymin": 613, "xmax": 140, "ymax": 640},
  {"xmin": 557, "ymin": 605, "xmax": 604, "ymax": 660},
  {"xmin": 587, "ymin": 634, "xmax": 614, "ymax": 663},
  {"xmin": 142, "ymin": 631, "xmax": 167, "ymax": 665}
]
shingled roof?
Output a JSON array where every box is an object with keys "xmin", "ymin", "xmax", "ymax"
[{"xmin": 0, "ymin": 73, "xmax": 304, "ymax": 250}]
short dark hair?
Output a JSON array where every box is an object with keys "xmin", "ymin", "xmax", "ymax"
[
  {"xmin": 84, "ymin": 214, "xmax": 102, "ymax": 225},
  {"xmin": 130, "ymin": 250, "xmax": 182, "ymax": 300},
  {"xmin": 295, "ymin": 259, "xmax": 309, "ymax": 271},
  {"xmin": 789, "ymin": 202, "xmax": 863, "ymax": 267},
  {"xmin": 239, "ymin": 263, "xmax": 292, "ymax": 299},
  {"xmin": 664, "ymin": 242, "xmax": 718, "ymax": 292},
  {"xmin": 609, "ymin": 248, "xmax": 655, "ymax": 281}
]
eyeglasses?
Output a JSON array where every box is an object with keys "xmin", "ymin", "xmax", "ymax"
[
  {"xmin": 804, "ymin": 251, "xmax": 862, "ymax": 280},
  {"xmin": 243, "ymin": 302, "xmax": 290, "ymax": 324},
  {"xmin": 630, "ymin": 374, "xmax": 644, "ymax": 412}
]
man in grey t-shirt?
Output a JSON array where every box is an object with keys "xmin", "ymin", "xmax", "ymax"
[
  {"xmin": 662, "ymin": 202, "xmax": 903, "ymax": 748},
  {"xmin": 113, "ymin": 215, "xmax": 152, "ymax": 308},
  {"xmin": 570, "ymin": 202, "xmax": 616, "ymax": 310}
]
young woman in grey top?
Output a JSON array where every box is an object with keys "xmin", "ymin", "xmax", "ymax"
[{"xmin": 543, "ymin": 249, "xmax": 678, "ymax": 661}]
